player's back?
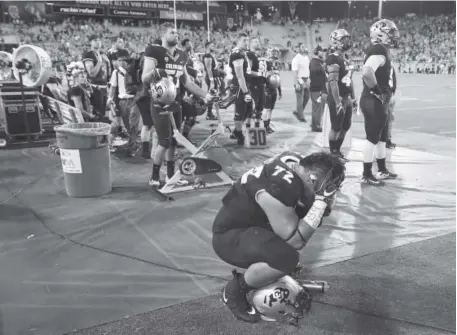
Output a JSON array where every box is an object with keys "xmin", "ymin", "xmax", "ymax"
[{"xmin": 213, "ymin": 151, "xmax": 306, "ymax": 233}]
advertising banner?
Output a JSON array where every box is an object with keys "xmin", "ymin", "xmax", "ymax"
[
  {"xmin": 51, "ymin": 5, "xmax": 105, "ymax": 16},
  {"xmin": 108, "ymin": 8, "xmax": 149, "ymax": 17},
  {"xmin": 160, "ymin": 10, "xmax": 203, "ymax": 21}
]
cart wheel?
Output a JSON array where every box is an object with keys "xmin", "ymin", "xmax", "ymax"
[
  {"xmin": 0, "ymin": 138, "xmax": 7, "ymax": 148},
  {"xmin": 180, "ymin": 157, "xmax": 197, "ymax": 176}
]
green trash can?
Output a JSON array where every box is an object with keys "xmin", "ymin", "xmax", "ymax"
[{"xmin": 54, "ymin": 122, "xmax": 112, "ymax": 198}]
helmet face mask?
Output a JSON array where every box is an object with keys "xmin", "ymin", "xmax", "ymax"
[
  {"xmin": 329, "ymin": 29, "xmax": 352, "ymax": 52},
  {"xmin": 251, "ymin": 275, "xmax": 312, "ymax": 325},
  {"xmin": 370, "ymin": 19, "xmax": 400, "ymax": 48}
]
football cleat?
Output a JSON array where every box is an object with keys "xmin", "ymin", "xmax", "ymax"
[
  {"xmin": 148, "ymin": 178, "xmax": 160, "ymax": 187},
  {"xmin": 376, "ymin": 170, "xmax": 398, "ymax": 180},
  {"xmin": 221, "ymin": 271, "xmax": 260, "ymax": 323},
  {"xmin": 361, "ymin": 173, "xmax": 382, "ymax": 186}
]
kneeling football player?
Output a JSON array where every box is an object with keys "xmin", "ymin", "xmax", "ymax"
[{"xmin": 212, "ymin": 151, "xmax": 345, "ymax": 322}]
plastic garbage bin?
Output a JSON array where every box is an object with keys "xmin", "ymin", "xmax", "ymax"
[{"xmin": 54, "ymin": 122, "xmax": 112, "ymax": 197}]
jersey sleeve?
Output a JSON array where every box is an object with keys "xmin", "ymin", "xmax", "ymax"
[
  {"xmin": 68, "ymin": 86, "xmax": 84, "ymax": 99},
  {"xmin": 202, "ymin": 53, "xmax": 211, "ymax": 61},
  {"xmin": 81, "ymin": 51, "xmax": 94, "ymax": 64},
  {"xmin": 144, "ymin": 45, "xmax": 162, "ymax": 62},
  {"xmin": 229, "ymin": 50, "xmax": 244, "ymax": 65},
  {"xmin": 369, "ymin": 43, "xmax": 388, "ymax": 57}
]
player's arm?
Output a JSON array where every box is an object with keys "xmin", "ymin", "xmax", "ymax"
[
  {"xmin": 71, "ymin": 95, "xmax": 94, "ymax": 120},
  {"xmin": 327, "ymin": 63, "xmax": 341, "ymax": 105},
  {"xmin": 362, "ymin": 55, "xmax": 386, "ymax": 93},
  {"xmin": 204, "ymin": 57, "xmax": 214, "ymax": 84},
  {"xmin": 256, "ymin": 191, "xmax": 327, "ymax": 250},
  {"xmin": 181, "ymin": 66, "xmax": 209, "ymax": 100},
  {"xmin": 232, "ymin": 58, "xmax": 249, "ymax": 93},
  {"xmin": 141, "ymin": 47, "xmax": 167, "ymax": 85},
  {"xmin": 82, "ymin": 53, "xmax": 102, "ymax": 78}
]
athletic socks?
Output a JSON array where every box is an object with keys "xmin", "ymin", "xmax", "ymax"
[
  {"xmin": 377, "ymin": 158, "xmax": 387, "ymax": 172},
  {"xmin": 329, "ymin": 140, "xmax": 339, "ymax": 153},
  {"xmin": 363, "ymin": 162, "xmax": 373, "ymax": 176},
  {"xmin": 166, "ymin": 161, "xmax": 175, "ymax": 179},
  {"xmin": 152, "ymin": 163, "xmax": 161, "ymax": 181}
]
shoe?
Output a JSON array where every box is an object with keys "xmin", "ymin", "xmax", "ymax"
[
  {"xmin": 265, "ymin": 125, "xmax": 274, "ymax": 134},
  {"xmin": 386, "ymin": 140, "xmax": 396, "ymax": 149},
  {"xmin": 331, "ymin": 150, "xmax": 349, "ymax": 162},
  {"xmin": 165, "ymin": 176, "xmax": 189, "ymax": 186},
  {"xmin": 221, "ymin": 270, "xmax": 260, "ymax": 323},
  {"xmin": 293, "ymin": 111, "xmax": 306, "ymax": 122},
  {"xmin": 148, "ymin": 178, "xmax": 160, "ymax": 187},
  {"xmin": 361, "ymin": 173, "xmax": 382, "ymax": 186},
  {"xmin": 206, "ymin": 114, "xmax": 218, "ymax": 121},
  {"xmin": 311, "ymin": 126, "xmax": 322, "ymax": 132},
  {"xmin": 376, "ymin": 169, "xmax": 398, "ymax": 180}
]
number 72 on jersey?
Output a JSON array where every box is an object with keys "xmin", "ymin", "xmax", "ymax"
[{"xmin": 241, "ymin": 165, "xmax": 294, "ymax": 184}]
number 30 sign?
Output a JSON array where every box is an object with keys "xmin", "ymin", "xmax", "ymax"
[{"xmin": 245, "ymin": 128, "xmax": 267, "ymax": 149}]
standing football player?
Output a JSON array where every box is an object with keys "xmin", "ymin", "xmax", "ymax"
[
  {"xmin": 326, "ymin": 29, "xmax": 354, "ymax": 160},
  {"xmin": 246, "ymin": 38, "xmax": 267, "ymax": 128},
  {"xmin": 141, "ymin": 27, "xmax": 216, "ymax": 187},
  {"xmin": 180, "ymin": 38, "xmax": 200, "ymax": 144},
  {"xmin": 360, "ymin": 19, "xmax": 400, "ymax": 185},
  {"xmin": 202, "ymin": 41, "xmax": 219, "ymax": 120},
  {"xmin": 213, "ymin": 151, "xmax": 345, "ymax": 322},
  {"xmin": 263, "ymin": 47, "xmax": 282, "ymax": 134},
  {"xmin": 229, "ymin": 33, "xmax": 252, "ymax": 145}
]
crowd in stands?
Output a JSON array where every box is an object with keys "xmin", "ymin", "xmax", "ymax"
[
  {"xmin": 0, "ymin": 18, "xmax": 264, "ymax": 67},
  {"xmin": 1, "ymin": 14, "xmax": 455, "ymax": 75},
  {"xmin": 340, "ymin": 14, "xmax": 456, "ymax": 74}
]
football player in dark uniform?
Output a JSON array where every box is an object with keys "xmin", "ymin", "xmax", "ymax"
[
  {"xmin": 202, "ymin": 41, "xmax": 219, "ymax": 120},
  {"xmin": 325, "ymin": 29, "xmax": 354, "ymax": 161},
  {"xmin": 142, "ymin": 27, "xmax": 216, "ymax": 187},
  {"xmin": 82, "ymin": 35, "xmax": 111, "ymax": 118},
  {"xmin": 180, "ymin": 38, "xmax": 200, "ymax": 144},
  {"xmin": 229, "ymin": 32, "xmax": 252, "ymax": 145},
  {"xmin": 263, "ymin": 47, "xmax": 282, "ymax": 134},
  {"xmin": 213, "ymin": 151, "xmax": 345, "ymax": 322},
  {"xmin": 246, "ymin": 38, "xmax": 267, "ymax": 128},
  {"xmin": 360, "ymin": 19, "xmax": 400, "ymax": 185}
]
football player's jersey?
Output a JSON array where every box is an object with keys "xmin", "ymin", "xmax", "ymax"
[
  {"xmin": 229, "ymin": 47, "xmax": 249, "ymax": 85},
  {"xmin": 214, "ymin": 151, "xmax": 311, "ymax": 233},
  {"xmin": 362, "ymin": 43, "xmax": 392, "ymax": 95},
  {"xmin": 202, "ymin": 52, "xmax": 217, "ymax": 80},
  {"xmin": 144, "ymin": 44, "xmax": 188, "ymax": 87},
  {"xmin": 326, "ymin": 52, "xmax": 352, "ymax": 97},
  {"xmin": 246, "ymin": 51, "xmax": 267, "ymax": 84}
]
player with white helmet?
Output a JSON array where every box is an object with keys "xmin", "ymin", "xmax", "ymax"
[
  {"xmin": 263, "ymin": 46, "xmax": 282, "ymax": 134},
  {"xmin": 325, "ymin": 28, "xmax": 355, "ymax": 161},
  {"xmin": 360, "ymin": 19, "xmax": 400, "ymax": 185},
  {"xmin": 141, "ymin": 25, "xmax": 217, "ymax": 188},
  {"xmin": 212, "ymin": 151, "xmax": 345, "ymax": 322}
]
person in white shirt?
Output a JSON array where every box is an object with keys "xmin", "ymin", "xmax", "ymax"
[
  {"xmin": 291, "ymin": 43, "xmax": 310, "ymax": 122},
  {"xmin": 107, "ymin": 49, "xmax": 141, "ymax": 157}
]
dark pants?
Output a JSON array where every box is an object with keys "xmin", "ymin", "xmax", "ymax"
[
  {"xmin": 212, "ymin": 205, "xmax": 299, "ymax": 274},
  {"xmin": 295, "ymin": 81, "xmax": 310, "ymax": 119},
  {"xmin": 117, "ymin": 98, "xmax": 140, "ymax": 149},
  {"xmin": 151, "ymin": 102, "xmax": 182, "ymax": 149},
  {"xmin": 327, "ymin": 94, "xmax": 352, "ymax": 132},
  {"xmin": 234, "ymin": 88, "xmax": 253, "ymax": 122},
  {"xmin": 90, "ymin": 86, "xmax": 108, "ymax": 117},
  {"xmin": 249, "ymin": 83, "xmax": 265, "ymax": 119},
  {"xmin": 137, "ymin": 96, "xmax": 153, "ymax": 128},
  {"xmin": 264, "ymin": 88, "xmax": 277, "ymax": 110},
  {"xmin": 310, "ymin": 91, "xmax": 325, "ymax": 129},
  {"xmin": 360, "ymin": 93, "xmax": 389, "ymax": 144}
]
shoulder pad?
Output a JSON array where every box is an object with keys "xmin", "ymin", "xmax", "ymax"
[
  {"xmin": 144, "ymin": 44, "xmax": 164, "ymax": 59},
  {"xmin": 231, "ymin": 48, "xmax": 241, "ymax": 54},
  {"xmin": 369, "ymin": 43, "xmax": 388, "ymax": 55}
]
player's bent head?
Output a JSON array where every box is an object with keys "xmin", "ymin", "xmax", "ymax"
[{"xmin": 298, "ymin": 152, "xmax": 346, "ymax": 191}]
